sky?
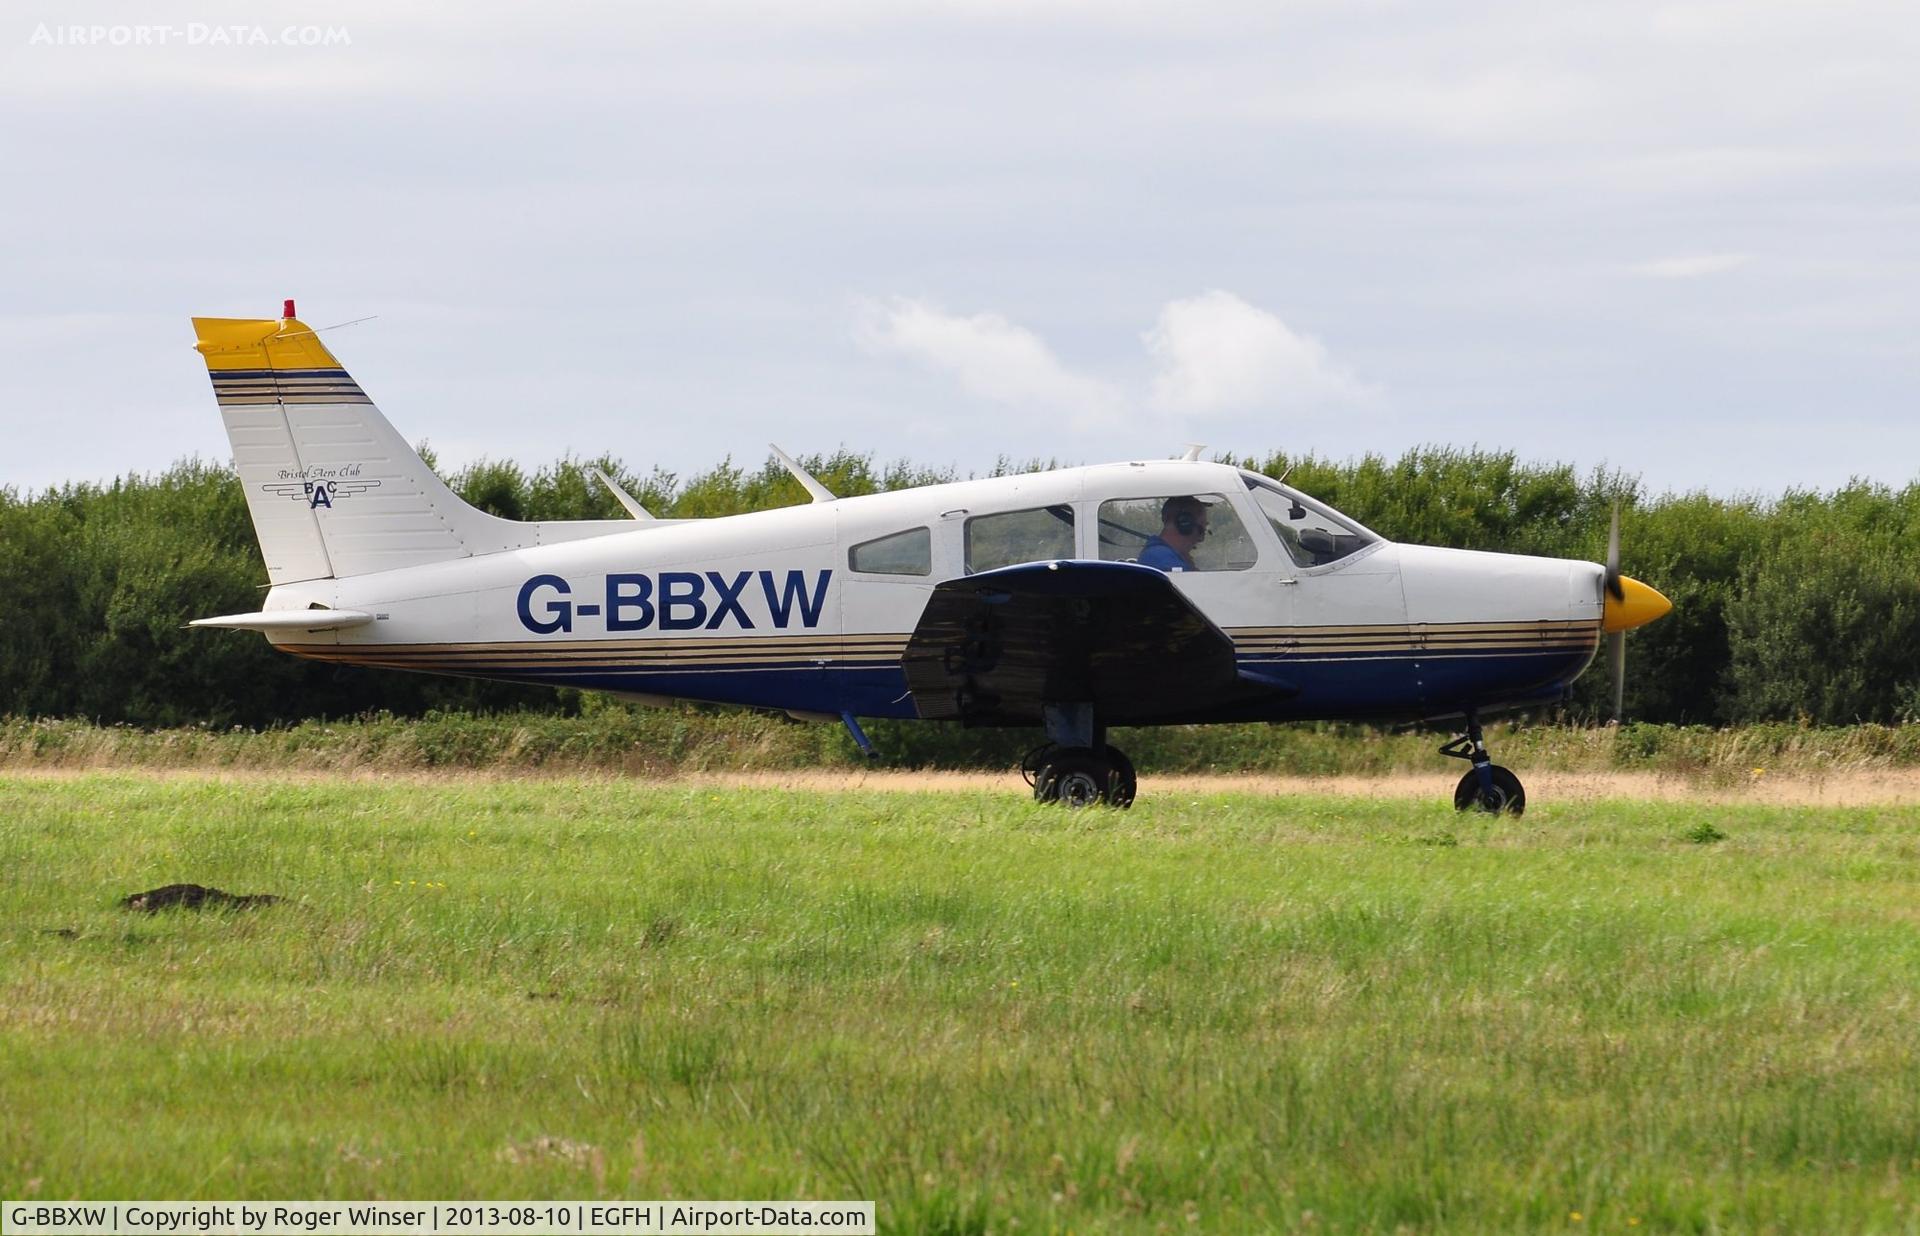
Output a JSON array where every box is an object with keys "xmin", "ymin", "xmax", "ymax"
[{"xmin": 2, "ymin": 0, "xmax": 1916, "ymax": 499}]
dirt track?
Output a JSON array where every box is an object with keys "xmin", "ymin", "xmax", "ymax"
[
  {"xmin": 9, "ymin": 763, "xmax": 1920, "ymax": 807},
  {"xmin": 686, "ymin": 767, "xmax": 1920, "ymax": 807}
]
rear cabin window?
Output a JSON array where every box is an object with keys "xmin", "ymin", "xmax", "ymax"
[
  {"xmin": 1096, "ymin": 494, "xmax": 1259, "ymax": 571},
  {"xmin": 849, "ymin": 527, "xmax": 932, "ymax": 576},
  {"xmin": 965, "ymin": 505, "xmax": 1076, "ymax": 573}
]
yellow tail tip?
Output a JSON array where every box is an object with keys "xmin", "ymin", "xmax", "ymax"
[
  {"xmin": 191, "ymin": 309, "xmax": 340, "ymax": 372},
  {"xmin": 1604, "ymin": 576, "xmax": 1673, "ymax": 633}
]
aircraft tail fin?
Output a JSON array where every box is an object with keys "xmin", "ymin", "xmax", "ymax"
[{"xmin": 194, "ymin": 303, "xmax": 631, "ymax": 584}]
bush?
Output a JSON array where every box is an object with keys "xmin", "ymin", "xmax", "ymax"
[{"xmin": 6, "ymin": 448, "xmax": 1920, "ymax": 731}]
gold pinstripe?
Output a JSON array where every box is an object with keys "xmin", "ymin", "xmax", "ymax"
[
  {"xmin": 277, "ymin": 620, "xmax": 1597, "ymax": 672},
  {"xmin": 280, "ymin": 635, "xmax": 911, "ymax": 659},
  {"xmin": 289, "ymin": 651, "xmax": 904, "ymax": 669}
]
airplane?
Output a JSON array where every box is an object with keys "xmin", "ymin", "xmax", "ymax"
[{"xmin": 188, "ymin": 302, "xmax": 1673, "ymax": 813}]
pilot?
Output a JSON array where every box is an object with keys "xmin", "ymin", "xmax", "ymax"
[{"xmin": 1138, "ymin": 496, "xmax": 1208, "ymax": 572}]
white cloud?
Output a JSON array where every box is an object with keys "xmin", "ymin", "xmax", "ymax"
[
  {"xmin": 857, "ymin": 291, "xmax": 1372, "ymax": 429},
  {"xmin": 1144, "ymin": 290, "xmax": 1371, "ymax": 415},
  {"xmin": 1631, "ymin": 253, "xmax": 1754, "ymax": 279},
  {"xmin": 853, "ymin": 297, "xmax": 1123, "ymax": 424}
]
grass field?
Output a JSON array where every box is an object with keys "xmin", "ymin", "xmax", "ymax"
[
  {"xmin": 5, "ymin": 772, "xmax": 1920, "ymax": 1233},
  {"xmin": 10, "ymin": 713, "xmax": 1920, "ymax": 782}
]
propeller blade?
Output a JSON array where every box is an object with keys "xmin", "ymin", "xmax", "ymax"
[
  {"xmin": 1609, "ymin": 630, "xmax": 1626, "ymax": 722},
  {"xmin": 1605, "ymin": 501, "xmax": 1624, "ymax": 602}
]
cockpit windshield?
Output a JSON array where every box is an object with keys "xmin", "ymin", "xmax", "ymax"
[{"xmin": 1240, "ymin": 472, "xmax": 1379, "ymax": 568}]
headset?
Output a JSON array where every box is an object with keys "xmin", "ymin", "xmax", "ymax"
[{"xmin": 1162, "ymin": 498, "xmax": 1208, "ymax": 540}]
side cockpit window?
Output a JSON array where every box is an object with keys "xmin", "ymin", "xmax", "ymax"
[
  {"xmin": 1097, "ymin": 494, "xmax": 1258, "ymax": 572},
  {"xmin": 965, "ymin": 505, "xmax": 1076, "ymax": 573},
  {"xmin": 849, "ymin": 526, "xmax": 932, "ymax": 576},
  {"xmin": 1243, "ymin": 473, "xmax": 1377, "ymax": 567}
]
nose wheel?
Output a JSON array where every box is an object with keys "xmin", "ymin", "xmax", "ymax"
[
  {"xmin": 1452, "ymin": 764, "xmax": 1525, "ymax": 814},
  {"xmin": 1441, "ymin": 712, "xmax": 1527, "ymax": 815}
]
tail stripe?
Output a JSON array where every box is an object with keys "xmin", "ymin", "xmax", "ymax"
[{"xmin": 210, "ymin": 368, "xmax": 371, "ymax": 407}]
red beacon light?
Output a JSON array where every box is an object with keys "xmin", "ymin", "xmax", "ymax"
[{"xmin": 282, "ymin": 298, "xmax": 296, "ymax": 320}]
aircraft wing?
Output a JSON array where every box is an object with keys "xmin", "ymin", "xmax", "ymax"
[{"xmin": 902, "ymin": 560, "xmax": 1294, "ymax": 726}]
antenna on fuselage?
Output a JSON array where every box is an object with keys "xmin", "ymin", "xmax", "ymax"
[
  {"xmin": 769, "ymin": 443, "xmax": 837, "ymax": 503},
  {"xmin": 1179, "ymin": 443, "xmax": 1206, "ymax": 461},
  {"xmin": 592, "ymin": 467, "xmax": 656, "ymax": 520}
]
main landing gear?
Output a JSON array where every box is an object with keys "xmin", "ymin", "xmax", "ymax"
[
  {"xmin": 1024, "ymin": 743, "xmax": 1137, "ymax": 808},
  {"xmin": 1025, "ymin": 703, "xmax": 1137, "ymax": 808},
  {"xmin": 1441, "ymin": 711, "xmax": 1526, "ymax": 815}
]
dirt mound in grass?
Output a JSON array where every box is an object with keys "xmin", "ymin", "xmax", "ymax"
[{"xmin": 120, "ymin": 883, "xmax": 281, "ymax": 912}]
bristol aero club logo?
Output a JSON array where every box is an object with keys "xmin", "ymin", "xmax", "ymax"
[{"xmin": 261, "ymin": 468, "xmax": 381, "ymax": 510}]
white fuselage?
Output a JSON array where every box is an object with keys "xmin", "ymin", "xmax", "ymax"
[{"xmin": 262, "ymin": 460, "xmax": 1605, "ymax": 723}]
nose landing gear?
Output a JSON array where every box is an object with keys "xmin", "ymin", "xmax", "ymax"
[{"xmin": 1442, "ymin": 711, "xmax": 1526, "ymax": 815}]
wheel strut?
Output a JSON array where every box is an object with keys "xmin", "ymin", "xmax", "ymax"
[
  {"xmin": 1441, "ymin": 710, "xmax": 1526, "ymax": 815},
  {"xmin": 1439, "ymin": 711, "xmax": 1497, "ymax": 797}
]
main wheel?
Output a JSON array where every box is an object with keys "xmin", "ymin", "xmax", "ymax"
[
  {"xmin": 1103, "ymin": 745, "xmax": 1137, "ymax": 808},
  {"xmin": 1454, "ymin": 765, "xmax": 1526, "ymax": 815},
  {"xmin": 1034, "ymin": 747, "xmax": 1120, "ymax": 808}
]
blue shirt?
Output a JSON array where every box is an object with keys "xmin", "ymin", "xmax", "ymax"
[{"xmin": 1137, "ymin": 536, "xmax": 1193, "ymax": 572}]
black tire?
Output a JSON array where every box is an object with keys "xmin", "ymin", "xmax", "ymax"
[
  {"xmin": 1034, "ymin": 747, "xmax": 1119, "ymax": 808},
  {"xmin": 1103, "ymin": 745, "xmax": 1137, "ymax": 808},
  {"xmin": 1454, "ymin": 765, "xmax": 1526, "ymax": 815}
]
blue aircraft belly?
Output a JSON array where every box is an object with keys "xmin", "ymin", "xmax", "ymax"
[
  {"xmin": 452, "ymin": 643, "xmax": 1593, "ymax": 725},
  {"xmin": 1234, "ymin": 644, "xmax": 1595, "ymax": 721},
  {"xmin": 298, "ymin": 632, "xmax": 1595, "ymax": 726}
]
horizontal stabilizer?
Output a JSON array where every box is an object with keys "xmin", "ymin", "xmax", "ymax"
[{"xmin": 189, "ymin": 609, "xmax": 374, "ymax": 632}]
